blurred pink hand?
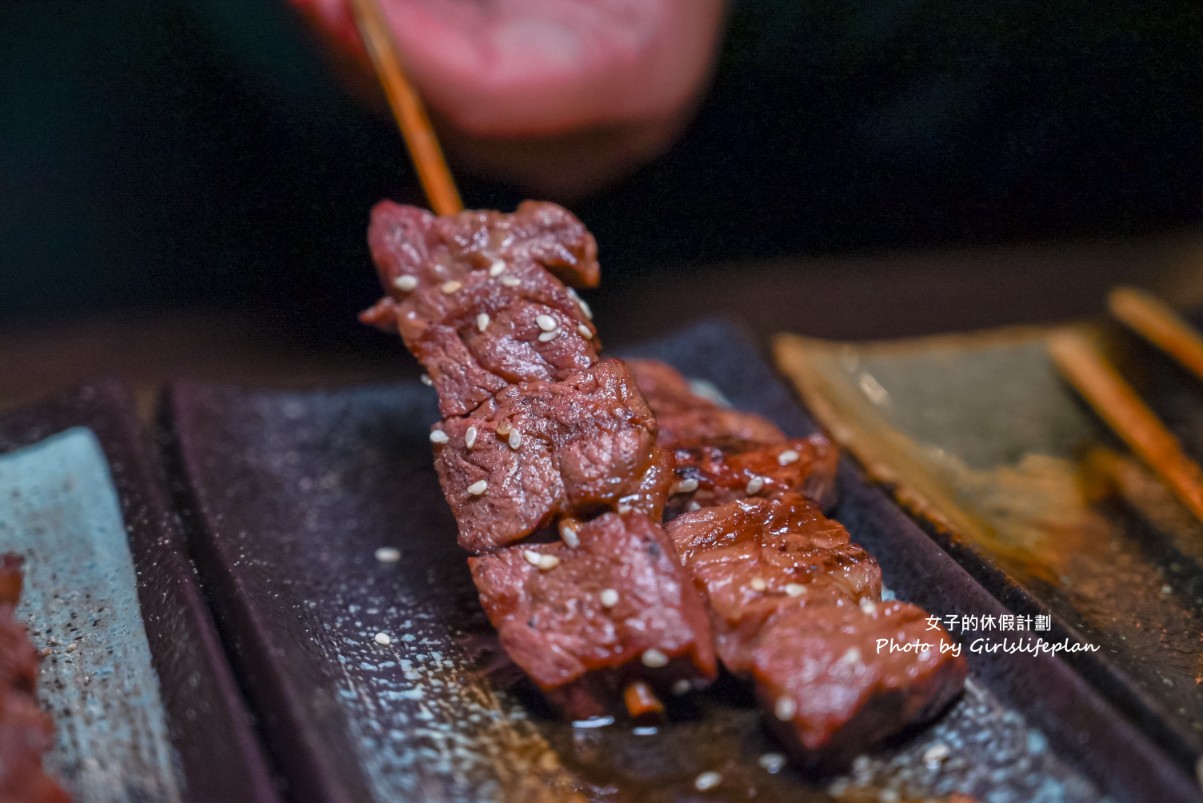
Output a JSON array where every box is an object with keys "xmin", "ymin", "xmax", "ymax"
[{"xmin": 292, "ymin": 0, "xmax": 728, "ymax": 198}]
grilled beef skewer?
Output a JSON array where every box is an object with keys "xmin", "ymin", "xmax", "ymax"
[
  {"xmin": 363, "ymin": 201, "xmax": 716, "ymax": 717},
  {"xmin": 365, "ymin": 202, "xmax": 965, "ymax": 762}
]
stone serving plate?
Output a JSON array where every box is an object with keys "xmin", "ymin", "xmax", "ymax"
[
  {"xmin": 161, "ymin": 320, "xmax": 1196, "ymax": 802},
  {"xmin": 0, "ymin": 382, "xmax": 279, "ymax": 802},
  {"xmin": 775, "ymin": 318, "xmax": 1203, "ymax": 783}
]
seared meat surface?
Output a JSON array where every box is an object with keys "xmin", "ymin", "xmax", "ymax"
[
  {"xmin": 433, "ymin": 359, "xmax": 671, "ymax": 553},
  {"xmin": 470, "ymin": 512, "xmax": 716, "ymax": 719},
  {"xmin": 667, "ymin": 493, "xmax": 881, "ymax": 670},
  {"xmin": 752, "ymin": 600, "xmax": 967, "ymax": 769},
  {"xmin": 629, "ymin": 359, "xmax": 840, "ymax": 513},
  {"xmin": 363, "ymin": 201, "xmax": 601, "ymax": 417},
  {"xmin": 667, "ymin": 494, "xmax": 966, "ymax": 767}
]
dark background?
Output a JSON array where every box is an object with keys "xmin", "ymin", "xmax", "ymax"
[{"xmin": 2, "ymin": 0, "xmax": 1201, "ymax": 343}]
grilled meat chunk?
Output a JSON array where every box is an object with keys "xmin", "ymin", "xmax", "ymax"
[
  {"xmin": 752, "ymin": 600, "xmax": 967, "ymax": 769},
  {"xmin": 469, "ymin": 512, "xmax": 716, "ymax": 719},
  {"xmin": 363, "ymin": 201, "xmax": 601, "ymax": 417},
  {"xmin": 433, "ymin": 359, "xmax": 672, "ymax": 553},
  {"xmin": 667, "ymin": 495, "xmax": 965, "ymax": 767}
]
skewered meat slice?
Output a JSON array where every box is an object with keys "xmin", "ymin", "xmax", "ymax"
[
  {"xmin": 666, "ymin": 493, "xmax": 880, "ymax": 669},
  {"xmin": 469, "ymin": 512, "xmax": 716, "ymax": 719},
  {"xmin": 666, "ymin": 496, "xmax": 965, "ymax": 767},
  {"xmin": 669, "ymin": 434, "xmax": 841, "ymax": 515},
  {"xmin": 628, "ymin": 359, "xmax": 840, "ymax": 513},
  {"xmin": 751, "ymin": 600, "xmax": 967, "ymax": 769},
  {"xmin": 367, "ymin": 200, "xmax": 600, "ymax": 294},
  {"xmin": 363, "ymin": 201, "xmax": 601, "ymax": 417},
  {"xmin": 627, "ymin": 359, "xmax": 785, "ymax": 449},
  {"xmin": 433, "ymin": 359, "xmax": 672, "ymax": 553}
]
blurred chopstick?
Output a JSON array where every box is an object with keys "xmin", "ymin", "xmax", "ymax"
[
  {"xmin": 1109, "ymin": 286, "xmax": 1203, "ymax": 382},
  {"xmin": 350, "ymin": 0, "xmax": 463, "ymax": 216},
  {"xmin": 1048, "ymin": 329, "xmax": 1203, "ymax": 525}
]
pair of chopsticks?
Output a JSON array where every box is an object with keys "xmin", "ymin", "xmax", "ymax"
[
  {"xmin": 350, "ymin": 0, "xmax": 463, "ymax": 216},
  {"xmin": 1049, "ymin": 287, "xmax": 1203, "ymax": 523}
]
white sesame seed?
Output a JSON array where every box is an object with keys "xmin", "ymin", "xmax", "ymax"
[
  {"xmin": 508, "ymin": 429, "xmax": 522, "ymax": 450},
  {"xmin": 685, "ymin": 500, "xmax": 702, "ymax": 512},
  {"xmin": 616, "ymin": 504, "xmax": 632, "ymax": 514},
  {"xmin": 537, "ymin": 330, "xmax": 559, "ymax": 343},
  {"xmin": 429, "ymin": 430, "xmax": 449, "ymax": 444},
  {"xmin": 785, "ymin": 583, "xmax": 807, "ymax": 596},
  {"xmin": 641, "ymin": 648, "xmax": 669, "ymax": 668},
  {"xmin": 577, "ymin": 324, "xmax": 593, "ymax": 340},
  {"xmin": 495, "ymin": 420, "xmax": 512, "ymax": 436},
  {"xmin": 465, "ymin": 426, "xmax": 477, "ymax": 449},
  {"xmin": 488, "ymin": 259, "xmax": 506, "ymax": 277},
  {"xmin": 420, "ymin": 374, "xmax": 433, "ymax": 386},
  {"xmin": 441, "ymin": 280, "xmax": 462, "ymax": 294},
  {"xmin": 393, "ymin": 274, "xmax": 418, "ymax": 292},
  {"xmin": 374, "ymin": 546, "xmax": 401, "ymax": 563},
  {"xmin": 693, "ymin": 771, "xmax": 722, "ymax": 792},
  {"xmin": 672, "ymin": 678, "xmax": 691, "ymax": 696},
  {"xmin": 523, "ymin": 549, "xmax": 543, "ymax": 567},
  {"xmin": 501, "ymin": 276, "xmax": 521, "ymax": 288},
  {"xmin": 466, "ymin": 480, "xmax": 488, "ymax": 496},
  {"xmin": 859, "ymin": 598, "xmax": 878, "ymax": 615},
  {"xmin": 777, "ymin": 449, "xmax": 800, "ymax": 466},
  {"xmin": 600, "ymin": 588, "xmax": 619, "ymax": 608},
  {"xmin": 537, "ymin": 553, "xmax": 561, "ymax": 571},
  {"xmin": 745, "ymin": 476, "xmax": 766, "ymax": 495},
  {"xmin": 671, "ymin": 477, "xmax": 699, "ymax": 495},
  {"xmin": 758, "ymin": 753, "xmax": 787, "ymax": 773},
  {"xmin": 374, "ymin": 632, "xmax": 391, "ymax": 646},
  {"xmin": 66, "ymin": 642, "xmax": 78, "ymax": 653},
  {"xmin": 840, "ymin": 647, "xmax": 862, "ymax": 665},
  {"xmin": 923, "ymin": 742, "xmax": 951, "ymax": 765},
  {"xmin": 475, "ymin": 312, "xmax": 490, "ymax": 332},
  {"xmin": 774, "ymin": 695, "xmax": 797, "ymax": 721},
  {"xmin": 559, "ymin": 522, "xmax": 580, "ymax": 548},
  {"xmin": 567, "ymin": 288, "xmax": 593, "ymax": 320},
  {"xmin": 535, "ymin": 314, "xmax": 558, "ymax": 332},
  {"xmin": 750, "ymin": 577, "xmax": 768, "ymax": 592}
]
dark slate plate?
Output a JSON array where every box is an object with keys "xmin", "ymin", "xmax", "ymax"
[
  {"xmin": 161, "ymin": 320, "xmax": 1199, "ymax": 803},
  {"xmin": 0, "ymin": 382, "xmax": 279, "ymax": 802}
]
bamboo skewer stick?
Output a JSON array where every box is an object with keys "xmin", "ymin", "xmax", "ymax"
[
  {"xmin": 350, "ymin": 0, "xmax": 463, "ymax": 216},
  {"xmin": 1109, "ymin": 286, "xmax": 1203, "ymax": 383},
  {"xmin": 1048, "ymin": 329, "xmax": 1203, "ymax": 525}
]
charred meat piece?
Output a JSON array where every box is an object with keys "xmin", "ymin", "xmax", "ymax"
[
  {"xmin": 433, "ymin": 359, "xmax": 672, "ymax": 553},
  {"xmin": 628, "ymin": 359, "xmax": 840, "ymax": 512},
  {"xmin": 628, "ymin": 359, "xmax": 784, "ymax": 450},
  {"xmin": 669, "ymin": 434, "xmax": 841, "ymax": 516},
  {"xmin": 363, "ymin": 201, "xmax": 601, "ymax": 417},
  {"xmin": 0, "ymin": 557, "xmax": 70, "ymax": 803},
  {"xmin": 367, "ymin": 200, "xmax": 600, "ymax": 293},
  {"xmin": 469, "ymin": 512, "xmax": 716, "ymax": 720},
  {"xmin": 666, "ymin": 495, "xmax": 965, "ymax": 767},
  {"xmin": 666, "ymin": 493, "xmax": 880, "ymax": 670},
  {"xmin": 752, "ymin": 600, "xmax": 967, "ymax": 769}
]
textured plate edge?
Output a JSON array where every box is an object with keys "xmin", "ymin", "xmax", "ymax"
[
  {"xmin": 0, "ymin": 381, "xmax": 282, "ymax": 803},
  {"xmin": 157, "ymin": 381, "xmax": 377, "ymax": 803}
]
